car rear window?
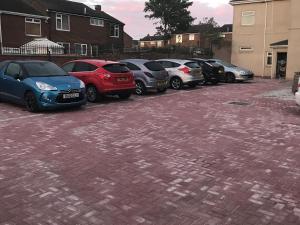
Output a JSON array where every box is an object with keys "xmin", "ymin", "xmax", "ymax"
[
  {"xmin": 23, "ymin": 62, "xmax": 68, "ymax": 77},
  {"xmin": 185, "ymin": 62, "xmax": 200, "ymax": 69},
  {"xmin": 144, "ymin": 61, "xmax": 165, "ymax": 71},
  {"xmin": 103, "ymin": 64, "xmax": 130, "ymax": 73}
]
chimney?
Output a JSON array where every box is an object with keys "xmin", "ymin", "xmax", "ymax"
[{"xmin": 95, "ymin": 5, "xmax": 102, "ymax": 12}]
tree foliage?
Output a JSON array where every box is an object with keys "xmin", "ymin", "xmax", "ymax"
[{"xmin": 144, "ymin": 0, "xmax": 195, "ymax": 37}]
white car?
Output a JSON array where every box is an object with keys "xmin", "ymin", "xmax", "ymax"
[
  {"xmin": 296, "ymin": 78, "xmax": 300, "ymax": 106},
  {"xmin": 156, "ymin": 59, "xmax": 204, "ymax": 90}
]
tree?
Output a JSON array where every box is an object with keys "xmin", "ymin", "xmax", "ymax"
[
  {"xmin": 144, "ymin": 0, "xmax": 195, "ymax": 38},
  {"xmin": 198, "ymin": 17, "xmax": 221, "ymax": 57}
]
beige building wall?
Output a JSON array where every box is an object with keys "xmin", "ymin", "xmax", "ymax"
[
  {"xmin": 231, "ymin": 0, "xmax": 293, "ymax": 79},
  {"xmin": 286, "ymin": 0, "xmax": 300, "ymax": 79}
]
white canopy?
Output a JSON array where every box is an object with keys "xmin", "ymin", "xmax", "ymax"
[
  {"xmin": 20, "ymin": 38, "xmax": 64, "ymax": 55},
  {"xmin": 21, "ymin": 38, "xmax": 63, "ymax": 48}
]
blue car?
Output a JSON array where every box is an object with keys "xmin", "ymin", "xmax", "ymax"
[{"xmin": 0, "ymin": 60, "xmax": 87, "ymax": 112}]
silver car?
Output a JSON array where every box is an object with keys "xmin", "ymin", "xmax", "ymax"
[
  {"xmin": 210, "ymin": 59, "xmax": 254, "ymax": 82},
  {"xmin": 156, "ymin": 59, "xmax": 204, "ymax": 90},
  {"xmin": 120, "ymin": 59, "xmax": 169, "ymax": 95}
]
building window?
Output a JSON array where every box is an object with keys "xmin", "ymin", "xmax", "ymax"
[
  {"xmin": 140, "ymin": 42, "xmax": 145, "ymax": 47},
  {"xmin": 57, "ymin": 42, "xmax": 70, "ymax": 54},
  {"xmin": 267, "ymin": 52, "xmax": 272, "ymax": 65},
  {"xmin": 90, "ymin": 18, "xmax": 104, "ymax": 27},
  {"xmin": 189, "ymin": 34, "xmax": 195, "ymax": 41},
  {"xmin": 56, "ymin": 13, "xmax": 70, "ymax": 31},
  {"xmin": 241, "ymin": 11, "xmax": 255, "ymax": 26},
  {"xmin": 240, "ymin": 46, "xmax": 253, "ymax": 52},
  {"xmin": 25, "ymin": 18, "xmax": 41, "ymax": 36},
  {"xmin": 91, "ymin": 45, "xmax": 99, "ymax": 57},
  {"xmin": 176, "ymin": 34, "xmax": 183, "ymax": 43},
  {"xmin": 157, "ymin": 41, "xmax": 162, "ymax": 47},
  {"xmin": 74, "ymin": 44, "xmax": 87, "ymax": 56},
  {"xmin": 150, "ymin": 41, "xmax": 155, "ymax": 45},
  {"xmin": 110, "ymin": 24, "xmax": 120, "ymax": 38}
]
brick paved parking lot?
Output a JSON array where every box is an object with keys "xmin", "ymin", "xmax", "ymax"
[{"xmin": 0, "ymin": 79, "xmax": 299, "ymax": 225}]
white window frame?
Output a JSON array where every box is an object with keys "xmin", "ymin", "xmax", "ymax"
[
  {"xmin": 56, "ymin": 13, "xmax": 70, "ymax": 31},
  {"xmin": 74, "ymin": 43, "xmax": 88, "ymax": 56},
  {"xmin": 189, "ymin": 34, "xmax": 195, "ymax": 41},
  {"xmin": 240, "ymin": 46, "xmax": 254, "ymax": 52},
  {"xmin": 90, "ymin": 18, "xmax": 104, "ymax": 27},
  {"xmin": 57, "ymin": 42, "xmax": 70, "ymax": 54},
  {"xmin": 25, "ymin": 18, "xmax": 41, "ymax": 37},
  {"xmin": 241, "ymin": 11, "xmax": 255, "ymax": 26},
  {"xmin": 140, "ymin": 42, "xmax": 145, "ymax": 47},
  {"xmin": 266, "ymin": 52, "xmax": 273, "ymax": 66},
  {"xmin": 150, "ymin": 41, "xmax": 155, "ymax": 45},
  {"xmin": 157, "ymin": 41, "xmax": 162, "ymax": 47},
  {"xmin": 110, "ymin": 24, "xmax": 120, "ymax": 38},
  {"xmin": 176, "ymin": 34, "xmax": 183, "ymax": 43}
]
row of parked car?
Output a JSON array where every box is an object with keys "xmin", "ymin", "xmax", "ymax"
[{"xmin": 0, "ymin": 58, "xmax": 254, "ymax": 112}]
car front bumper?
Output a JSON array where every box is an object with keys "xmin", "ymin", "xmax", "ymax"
[
  {"xmin": 236, "ymin": 73, "xmax": 254, "ymax": 81},
  {"xmin": 295, "ymin": 92, "xmax": 300, "ymax": 106}
]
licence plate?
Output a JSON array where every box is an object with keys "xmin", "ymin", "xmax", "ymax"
[
  {"xmin": 63, "ymin": 93, "xmax": 80, "ymax": 99},
  {"xmin": 118, "ymin": 78, "xmax": 128, "ymax": 82}
]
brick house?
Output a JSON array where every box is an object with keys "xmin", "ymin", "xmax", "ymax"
[
  {"xmin": 0, "ymin": 0, "xmax": 125, "ymax": 57},
  {"xmin": 139, "ymin": 35, "xmax": 168, "ymax": 48}
]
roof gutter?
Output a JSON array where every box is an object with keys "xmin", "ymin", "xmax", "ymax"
[
  {"xmin": 230, "ymin": 0, "xmax": 272, "ymax": 5},
  {"xmin": 0, "ymin": 10, "xmax": 49, "ymax": 19}
]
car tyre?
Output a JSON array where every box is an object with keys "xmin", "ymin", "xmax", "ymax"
[
  {"xmin": 25, "ymin": 92, "xmax": 39, "ymax": 113},
  {"xmin": 226, "ymin": 73, "xmax": 236, "ymax": 83},
  {"xmin": 135, "ymin": 81, "xmax": 147, "ymax": 95},
  {"xmin": 119, "ymin": 92, "xmax": 131, "ymax": 100},
  {"xmin": 188, "ymin": 83, "xmax": 197, "ymax": 88},
  {"xmin": 170, "ymin": 77, "xmax": 183, "ymax": 90},
  {"xmin": 86, "ymin": 85, "xmax": 100, "ymax": 103}
]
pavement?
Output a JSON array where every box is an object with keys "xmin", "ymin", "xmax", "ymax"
[{"xmin": 0, "ymin": 79, "xmax": 299, "ymax": 225}]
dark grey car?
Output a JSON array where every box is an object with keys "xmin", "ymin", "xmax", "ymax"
[{"xmin": 120, "ymin": 59, "xmax": 169, "ymax": 95}]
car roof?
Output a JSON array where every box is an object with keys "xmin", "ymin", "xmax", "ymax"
[
  {"xmin": 120, "ymin": 59, "xmax": 151, "ymax": 64},
  {"xmin": 68, "ymin": 59, "xmax": 122, "ymax": 67},
  {"xmin": 0, "ymin": 60, "xmax": 51, "ymax": 64},
  {"xmin": 156, "ymin": 59, "xmax": 194, "ymax": 64}
]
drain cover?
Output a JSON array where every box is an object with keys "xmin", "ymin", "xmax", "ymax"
[{"xmin": 227, "ymin": 101, "xmax": 250, "ymax": 106}]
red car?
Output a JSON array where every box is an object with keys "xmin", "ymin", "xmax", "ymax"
[{"xmin": 62, "ymin": 59, "xmax": 136, "ymax": 102}]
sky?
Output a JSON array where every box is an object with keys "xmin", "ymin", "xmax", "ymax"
[{"xmin": 74, "ymin": 0, "xmax": 233, "ymax": 39}]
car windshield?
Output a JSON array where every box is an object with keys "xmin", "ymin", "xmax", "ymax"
[
  {"xmin": 23, "ymin": 62, "xmax": 68, "ymax": 77},
  {"xmin": 185, "ymin": 62, "xmax": 200, "ymax": 69},
  {"xmin": 144, "ymin": 61, "xmax": 165, "ymax": 71},
  {"xmin": 214, "ymin": 60, "xmax": 236, "ymax": 68}
]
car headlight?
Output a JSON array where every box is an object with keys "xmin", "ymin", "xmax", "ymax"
[
  {"xmin": 36, "ymin": 81, "xmax": 57, "ymax": 91},
  {"xmin": 240, "ymin": 71, "xmax": 247, "ymax": 75},
  {"xmin": 79, "ymin": 80, "xmax": 85, "ymax": 88}
]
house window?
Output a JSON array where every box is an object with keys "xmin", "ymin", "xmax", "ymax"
[
  {"xmin": 140, "ymin": 42, "xmax": 145, "ymax": 47},
  {"xmin": 176, "ymin": 35, "xmax": 182, "ymax": 43},
  {"xmin": 110, "ymin": 24, "xmax": 120, "ymax": 38},
  {"xmin": 157, "ymin": 41, "xmax": 162, "ymax": 47},
  {"xmin": 267, "ymin": 52, "xmax": 272, "ymax": 65},
  {"xmin": 74, "ymin": 44, "xmax": 87, "ymax": 56},
  {"xmin": 56, "ymin": 13, "xmax": 70, "ymax": 31},
  {"xmin": 57, "ymin": 42, "xmax": 70, "ymax": 54},
  {"xmin": 150, "ymin": 41, "xmax": 155, "ymax": 45},
  {"xmin": 189, "ymin": 34, "xmax": 195, "ymax": 41},
  {"xmin": 25, "ymin": 18, "xmax": 41, "ymax": 36},
  {"xmin": 91, "ymin": 45, "xmax": 99, "ymax": 57},
  {"xmin": 241, "ymin": 11, "xmax": 255, "ymax": 26},
  {"xmin": 240, "ymin": 46, "xmax": 253, "ymax": 52},
  {"xmin": 90, "ymin": 18, "xmax": 104, "ymax": 27}
]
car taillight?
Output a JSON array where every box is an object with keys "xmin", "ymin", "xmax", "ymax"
[
  {"xmin": 144, "ymin": 72, "xmax": 154, "ymax": 78},
  {"xmin": 98, "ymin": 73, "xmax": 111, "ymax": 79},
  {"xmin": 179, "ymin": 67, "xmax": 190, "ymax": 74}
]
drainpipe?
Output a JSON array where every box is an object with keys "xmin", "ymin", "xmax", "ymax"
[
  {"xmin": 262, "ymin": 0, "xmax": 268, "ymax": 78},
  {"xmin": 0, "ymin": 13, "xmax": 3, "ymax": 54}
]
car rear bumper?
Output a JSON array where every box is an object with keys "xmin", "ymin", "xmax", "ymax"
[
  {"xmin": 146, "ymin": 80, "xmax": 169, "ymax": 90},
  {"xmin": 295, "ymin": 92, "xmax": 300, "ymax": 106},
  {"xmin": 182, "ymin": 76, "xmax": 204, "ymax": 84}
]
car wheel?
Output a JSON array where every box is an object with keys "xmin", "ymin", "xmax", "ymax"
[
  {"xmin": 170, "ymin": 77, "xmax": 183, "ymax": 90},
  {"xmin": 188, "ymin": 83, "xmax": 197, "ymax": 88},
  {"xmin": 135, "ymin": 81, "xmax": 147, "ymax": 95},
  {"xmin": 226, "ymin": 73, "xmax": 236, "ymax": 83},
  {"xmin": 157, "ymin": 87, "xmax": 167, "ymax": 93},
  {"xmin": 86, "ymin": 85, "xmax": 99, "ymax": 103},
  {"xmin": 119, "ymin": 92, "xmax": 131, "ymax": 100},
  {"xmin": 25, "ymin": 92, "xmax": 39, "ymax": 112}
]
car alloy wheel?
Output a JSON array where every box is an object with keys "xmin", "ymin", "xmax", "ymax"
[
  {"xmin": 171, "ymin": 78, "xmax": 183, "ymax": 90},
  {"xmin": 25, "ymin": 92, "xmax": 39, "ymax": 112},
  {"xmin": 135, "ymin": 81, "xmax": 146, "ymax": 95},
  {"xmin": 86, "ymin": 86, "xmax": 98, "ymax": 102}
]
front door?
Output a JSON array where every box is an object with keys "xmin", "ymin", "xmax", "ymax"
[{"xmin": 276, "ymin": 52, "xmax": 287, "ymax": 79}]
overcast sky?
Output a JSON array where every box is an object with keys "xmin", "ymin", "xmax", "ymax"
[{"xmin": 73, "ymin": 0, "xmax": 233, "ymax": 39}]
